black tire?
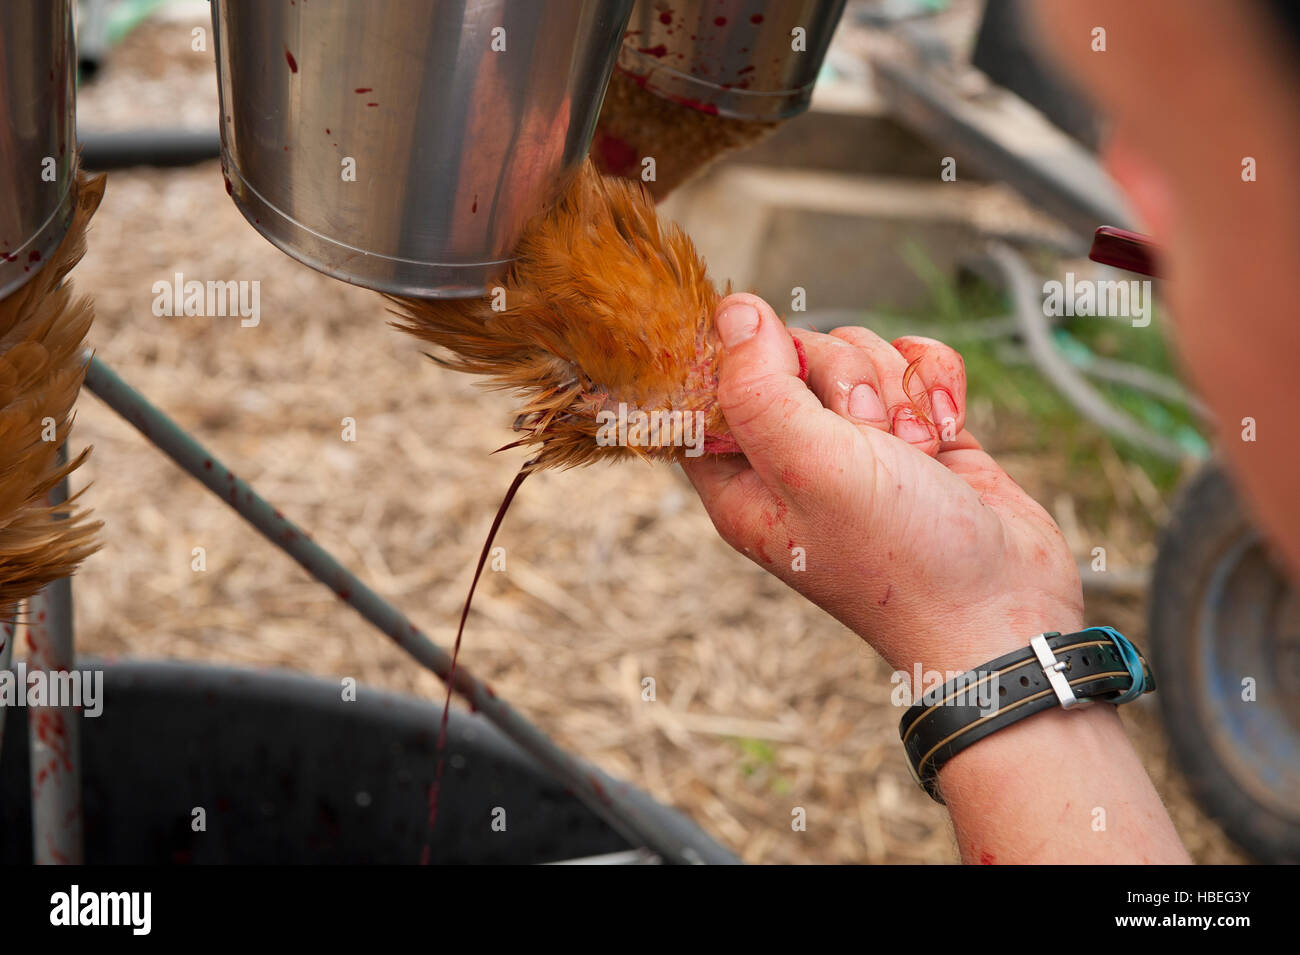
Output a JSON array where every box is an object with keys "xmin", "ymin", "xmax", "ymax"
[{"xmin": 1149, "ymin": 461, "xmax": 1300, "ymax": 863}]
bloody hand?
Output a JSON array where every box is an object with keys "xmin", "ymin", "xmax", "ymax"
[{"xmin": 683, "ymin": 293, "xmax": 1084, "ymax": 676}]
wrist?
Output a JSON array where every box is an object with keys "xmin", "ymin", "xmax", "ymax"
[{"xmin": 899, "ymin": 597, "xmax": 1085, "ymax": 678}]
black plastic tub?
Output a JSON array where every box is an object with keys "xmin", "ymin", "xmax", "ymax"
[{"xmin": 0, "ymin": 660, "xmax": 723, "ymax": 864}]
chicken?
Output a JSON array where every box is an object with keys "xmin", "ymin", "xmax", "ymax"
[
  {"xmin": 0, "ymin": 173, "xmax": 104, "ymax": 618},
  {"xmin": 388, "ymin": 158, "xmax": 803, "ymax": 471},
  {"xmin": 390, "ymin": 158, "xmax": 816, "ymax": 846}
]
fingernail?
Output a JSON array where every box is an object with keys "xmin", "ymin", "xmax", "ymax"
[
  {"xmin": 716, "ymin": 303, "xmax": 760, "ymax": 348},
  {"xmin": 930, "ymin": 388, "xmax": 958, "ymax": 431},
  {"xmin": 848, "ymin": 383, "xmax": 886, "ymax": 422},
  {"xmin": 892, "ymin": 407, "xmax": 933, "ymax": 444}
]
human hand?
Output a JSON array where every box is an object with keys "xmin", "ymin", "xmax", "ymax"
[{"xmin": 685, "ymin": 293, "xmax": 1084, "ymax": 675}]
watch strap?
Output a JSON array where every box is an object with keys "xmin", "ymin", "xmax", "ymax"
[{"xmin": 899, "ymin": 628, "xmax": 1155, "ymax": 803}]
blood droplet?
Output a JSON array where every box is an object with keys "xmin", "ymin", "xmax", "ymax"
[{"xmin": 284, "ymin": 48, "xmax": 298, "ymax": 73}]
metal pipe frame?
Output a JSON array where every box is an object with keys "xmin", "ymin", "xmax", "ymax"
[
  {"xmin": 5, "ymin": 444, "xmax": 85, "ymax": 864},
  {"xmin": 26, "ymin": 552, "xmax": 83, "ymax": 864}
]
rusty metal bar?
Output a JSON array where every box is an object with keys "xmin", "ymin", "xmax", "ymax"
[{"xmin": 82, "ymin": 353, "xmax": 737, "ymax": 864}]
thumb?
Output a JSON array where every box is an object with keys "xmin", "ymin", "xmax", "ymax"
[{"xmin": 711, "ymin": 293, "xmax": 828, "ymax": 487}]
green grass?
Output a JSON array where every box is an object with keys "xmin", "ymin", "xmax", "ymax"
[{"xmin": 733, "ymin": 737, "xmax": 792, "ymax": 794}]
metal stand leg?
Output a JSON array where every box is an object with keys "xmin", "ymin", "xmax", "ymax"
[{"xmin": 26, "ymin": 452, "xmax": 83, "ymax": 864}]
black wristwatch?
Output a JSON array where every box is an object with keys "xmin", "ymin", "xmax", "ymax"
[{"xmin": 899, "ymin": 627, "xmax": 1155, "ymax": 803}]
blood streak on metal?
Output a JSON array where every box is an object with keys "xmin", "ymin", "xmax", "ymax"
[
  {"xmin": 596, "ymin": 134, "xmax": 637, "ymax": 177},
  {"xmin": 676, "ymin": 97, "xmax": 719, "ymax": 115},
  {"xmin": 27, "ymin": 581, "xmax": 83, "ymax": 864},
  {"xmin": 284, "ymin": 48, "xmax": 298, "ymax": 73}
]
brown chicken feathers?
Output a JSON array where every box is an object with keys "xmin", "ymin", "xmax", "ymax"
[
  {"xmin": 388, "ymin": 159, "xmax": 756, "ymax": 470},
  {"xmin": 0, "ymin": 173, "xmax": 104, "ymax": 616}
]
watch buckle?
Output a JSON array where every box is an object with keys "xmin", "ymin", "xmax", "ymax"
[{"xmin": 1029, "ymin": 633, "xmax": 1090, "ymax": 710}]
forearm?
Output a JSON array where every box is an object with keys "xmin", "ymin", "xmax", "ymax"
[
  {"xmin": 890, "ymin": 604, "xmax": 1192, "ymax": 865},
  {"xmin": 938, "ymin": 703, "xmax": 1191, "ymax": 864}
]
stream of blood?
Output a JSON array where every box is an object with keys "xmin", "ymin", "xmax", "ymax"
[{"xmin": 421, "ymin": 463, "xmax": 533, "ymax": 864}]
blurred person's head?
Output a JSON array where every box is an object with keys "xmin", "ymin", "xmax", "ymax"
[{"xmin": 1035, "ymin": 0, "xmax": 1300, "ymax": 575}]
